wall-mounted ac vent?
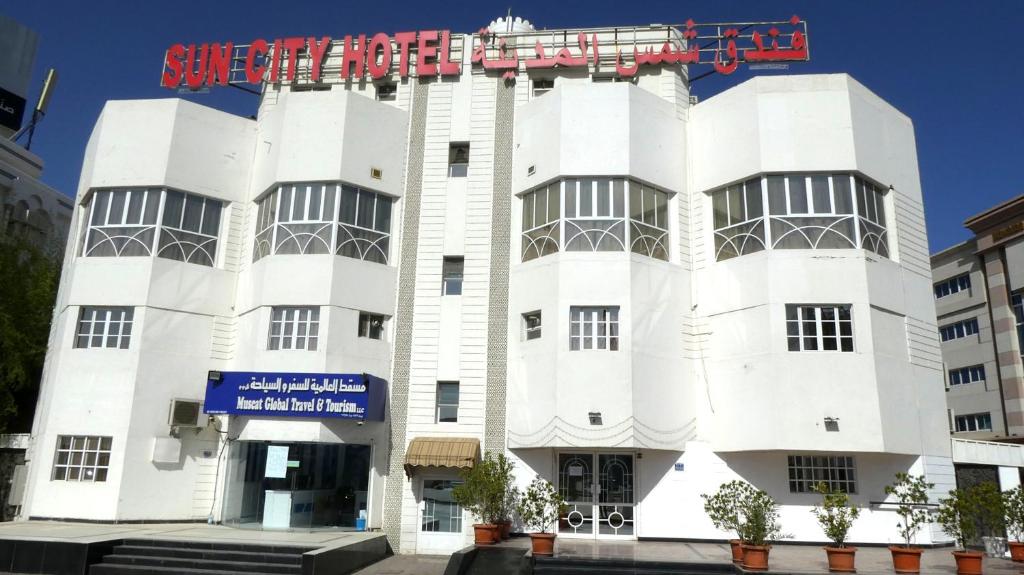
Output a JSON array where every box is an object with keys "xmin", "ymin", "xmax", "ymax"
[
  {"xmin": 527, "ymin": 165, "xmax": 536, "ymax": 176},
  {"xmin": 370, "ymin": 167, "xmax": 383, "ymax": 180},
  {"xmin": 169, "ymin": 399, "xmax": 202, "ymax": 428}
]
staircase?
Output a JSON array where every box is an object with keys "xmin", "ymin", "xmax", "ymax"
[{"xmin": 89, "ymin": 538, "xmax": 316, "ymax": 575}]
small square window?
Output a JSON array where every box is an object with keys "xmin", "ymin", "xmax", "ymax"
[
  {"xmin": 523, "ymin": 311, "xmax": 542, "ymax": 341},
  {"xmin": 442, "ymin": 257, "xmax": 464, "ymax": 296},
  {"xmin": 533, "ymin": 78, "xmax": 554, "ymax": 97},
  {"xmin": 436, "ymin": 382, "xmax": 459, "ymax": 423},
  {"xmin": 448, "ymin": 143, "xmax": 469, "ymax": 177},
  {"xmin": 376, "ymin": 83, "xmax": 397, "ymax": 101},
  {"xmin": 358, "ymin": 312, "xmax": 386, "ymax": 340}
]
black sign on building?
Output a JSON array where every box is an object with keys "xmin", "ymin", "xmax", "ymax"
[{"xmin": 0, "ymin": 86, "xmax": 26, "ymax": 132}]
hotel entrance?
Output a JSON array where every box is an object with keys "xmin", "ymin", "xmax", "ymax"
[
  {"xmin": 221, "ymin": 441, "xmax": 371, "ymax": 530},
  {"xmin": 557, "ymin": 452, "xmax": 636, "ymax": 539}
]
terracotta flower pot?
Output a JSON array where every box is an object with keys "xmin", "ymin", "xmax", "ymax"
[
  {"xmin": 741, "ymin": 544, "xmax": 770, "ymax": 571},
  {"xmin": 729, "ymin": 539, "xmax": 744, "ymax": 563},
  {"xmin": 473, "ymin": 523, "xmax": 497, "ymax": 545},
  {"xmin": 889, "ymin": 546, "xmax": 923, "ymax": 574},
  {"xmin": 1010, "ymin": 541, "xmax": 1024, "ymax": 562},
  {"xmin": 529, "ymin": 532, "xmax": 556, "ymax": 556},
  {"xmin": 824, "ymin": 546, "xmax": 856, "ymax": 573},
  {"xmin": 498, "ymin": 520, "xmax": 511, "ymax": 540},
  {"xmin": 952, "ymin": 550, "xmax": 983, "ymax": 575}
]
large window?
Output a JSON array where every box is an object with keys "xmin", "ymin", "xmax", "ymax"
[
  {"xmin": 521, "ymin": 178, "xmax": 670, "ymax": 262},
  {"xmin": 955, "ymin": 413, "xmax": 993, "ymax": 433},
  {"xmin": 253, "ymin": 183, "xmax": 393, "ymax": 264},
  {"xmin": 421, "ymin": 479, "xmax": 463, "ymax": 533},
  {"xmin": 570, "ymin": 306, "xmax": 619, "ymax": 351},
  {"xmin": 935, "ymin": 274, "xmax": 971, "ymax": 299},
  {"xmin": 268, "ymin": 307, "xmax": 320, "ymax": 351},
  {"xmin": 436, "ymin": 382, "xmax": 459, "ymax": 423},
  {"xmin": 75, "ymin": 307, "xmax": 134, "ymax": 349},
  {"xmin": 81, "ymin": 188, "xmax": 223, "ymax": 266},
  {"xmin": 786, "ymin": 305, "xmax": 854, "ymax": 352},
  {"xmin": 939, "ymin": 318, "xmax": 979, "ymax": 342},
  {"xmin": 712, "ymin": 174, "xmax": 888, "ymax": 261},
  {"xmin": 788, "ymin": 455, "xmax": 856, "ymax": 494},
  {"xmin": 52, "ymin": 435, "xmax": 112, "ymax": 482},
  {"xmin": 949, "ymin": 365, "xmax": 986, "ymax": 386}
]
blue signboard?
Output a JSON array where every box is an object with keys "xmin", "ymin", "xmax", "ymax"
[{"xmin": 204, "ymin": 372, "xmax": 387, "ymax": 421}]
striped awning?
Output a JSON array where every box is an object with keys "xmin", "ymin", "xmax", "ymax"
[{"xmin": 403, "ymin": 437, "xmax": 480, "ymax": 477}]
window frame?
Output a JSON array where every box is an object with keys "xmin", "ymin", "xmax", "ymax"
[
  {"xmin": 949, "ymin": 364, "xmax": 986, "ymax": 387},
  {"xmin": 420, "ymin": 478, "xmax": 464, "ymax": 533},
  {"xmin": 81, "ymin": 188, "xmax": 224, "ymax": 266},
  {"xmin": 569, "ymin": 306, "xmax": 620, "ymax": 351},
  {"xmin": 523, "ymin": 311, "xmax": 542, "ymax": 341},
  {"xmin": 442, "ymin": 257, "xmax": 464, "ymax": 296},
  {"xmin": 785, "ymin": 304, "xmax": 854, "ymax": 352},
  {"xmin": 436, "ymin": 381, "xmax": 459, "ymax": 423},
  {"xmin": 939, "ymin": 317, "xmax": 980, "ymax": 342},
  {"xmin": 52, "ymin": 435, "xmax": 112, "ymax": 482},
  {"xmin": 358, "ymin": 312, "xmax": 386, "ymax": 340},
  {"xmin": 268, "ymin": 306, "xmax": 321, "ymax": 351},
  {"xmin": 448, "ymin": 143, "xmax": 469, "ymax": 178},
  {"xmin": 954, "ymin": 412, "xmax": 993, "ymax": 432},
  {"xmin": 787, "ymin": 454, "xmax": 857, "ymax": 494},
  {"xmin": 74, "ymin": 306, "xmax": 135, "ymax": 350},
  {"xmin": 711, "ymin": 172, "xmax": 889, "ymax": 261},
  {"xmin": 934, "ymin": 273, "xmax": 971, "ymax": 299}
]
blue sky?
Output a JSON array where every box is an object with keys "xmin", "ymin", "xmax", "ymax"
[{"xmin": 5, "ymin": 0, "xmax": 1022, "ymax": 252}]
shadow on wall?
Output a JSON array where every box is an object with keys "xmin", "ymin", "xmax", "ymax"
[{"xmin": 718, "ymin": 451, "xmax": 920, "ymax": 507}]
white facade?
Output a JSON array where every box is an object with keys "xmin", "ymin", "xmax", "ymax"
[{"xmin": 23, "ymin": 22, "xmax": 953, "ymax": 553}]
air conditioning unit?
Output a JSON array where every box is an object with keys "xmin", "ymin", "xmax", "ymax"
[{"xmin": 169, "ymin": 399, "xmax": 203, "ymax": 428}]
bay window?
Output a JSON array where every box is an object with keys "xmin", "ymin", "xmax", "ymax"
[
  {"xmin": 254, "ymin": 182, "xmax": 393, "ymax": 264},
  {"xmin": 712, "ymin": 173, "xmax": 889, "ymax": 261},
  {"xmin": 81, "ymin": 188, "xmax": 223, "ymax": 266},
  {"xmin": 521, "ymin": 178, "xmax": 671, "ymax": 262}
]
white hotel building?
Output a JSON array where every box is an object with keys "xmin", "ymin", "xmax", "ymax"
[{"xmin": 22, "ymin": 18, "xmax": 955, "ymax": 553}]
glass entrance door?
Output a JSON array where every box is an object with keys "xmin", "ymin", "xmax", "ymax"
[{"xmin": 557, "ymin": 452, "xmax": 635, "ymax": 539}]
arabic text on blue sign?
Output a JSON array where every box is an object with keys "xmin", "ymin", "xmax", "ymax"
[{"xmin": 204, "ymin": 372, "xmax": 387, "ymax": 421}]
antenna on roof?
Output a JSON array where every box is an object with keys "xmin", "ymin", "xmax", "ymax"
[{"xmin": 10, "ymin": 68, "xmax": 57, "ymax": 151}]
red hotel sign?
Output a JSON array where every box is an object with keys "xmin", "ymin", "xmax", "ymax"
[{"xmin": 160, "ymin": 17, "xmax": 809, "ymax": 90}]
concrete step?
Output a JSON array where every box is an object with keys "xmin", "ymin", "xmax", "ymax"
[
  {"xmin": 112, "ymin": 544, "xmax": 303, "ymax": 565},
  {"xmin": 90, "ymin": 563, "xmax": 266, "ymax": 575},
  {"xmin": 102, "ymin": 554, "xmax": 301, "ymax": 574},
  {"xmin": 120, "ymin": 538, "xmax": 315, "ymax": 555}
]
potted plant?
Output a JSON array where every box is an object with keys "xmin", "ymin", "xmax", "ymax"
[
  {"xmin": 453, "ymin": 453, "xmax": 503, "ymax": 545},
  {"xmin": 1005, "ymin": 485, "xmax": 1024, "ymax": 561},
  {"xmin": 701, "ymin": 480, "xmax": 757, "ymax": 563},
  {"xmin": 884, "ymin": 472, "xmax": 934, "ymax": 574},
  {"xmin": 811, "ymin": 482, "xmax": 860, "ymax": 573},
  {"xmin": 494, "ymin": 453, "xmax": 519, "ymax": 540},
  {"xmin": 737, "ymin": 487, "xmax": 782, "ymax": 571},
  {"xmin": 516, "ymin": 475, "xmax": 565, "ymax": 556},
  {"xmin": 937, "ymin": 480, "xmax": 999, "ymax": 568},
  {"xmin": 974, "ymin": 482, "xmax": 1007, "ymax": 560}
]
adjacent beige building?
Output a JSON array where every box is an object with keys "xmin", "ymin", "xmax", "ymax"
[{"xmin": 933, "ymin": 194, "xmax": 1024, "ymax": 442}]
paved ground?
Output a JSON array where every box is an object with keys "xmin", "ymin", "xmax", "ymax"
[{"xmin": 548, "ymin": 539, "xmax": 1024, "ymax": 574}]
